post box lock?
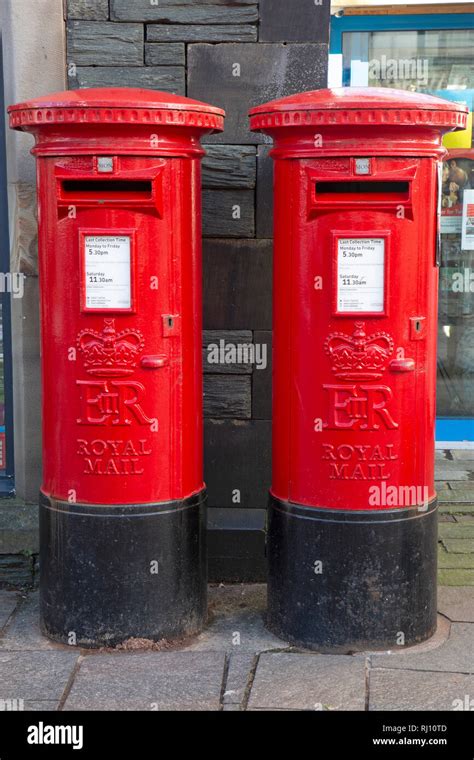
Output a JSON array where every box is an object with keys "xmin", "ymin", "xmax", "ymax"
[
  {"xmin": 162, "ymin": 314, "xmax": 181, "ymax": 337},
  {"xmin": 410, "ymin": 316, "xmax": 426, "ymax": 340}
]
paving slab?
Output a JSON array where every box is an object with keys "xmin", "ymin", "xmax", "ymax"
[
  {"xmin": 439, "ymin": 570, "xmax": 474, "ymax": 586},
  {"xmin": 248, "ymin": 653, "xmax": 366, "ymax": 711},
  {"xmin": 438, "ymin": 551, "xmax": 474, "ymax": 569},
  {"xmin": 440, "ymin": 522, "xmax": 474, "ymax": 538},
  {"xmin": 438, "ymin": 587, "xmax": 474, "ymax": 622},
  {"xmin": 0, "ymin": 592, "xmax": 66, "ymax": 651},
  {"xmin": 440, "ymin": 503, "xmax": 474, "ymax": 514},
  {"xmin": 63, "ymin": 652, "xmax": 225, "ymax": 711},
  {"xmin": 183, "ymin": 584, "xmax": 288, "ymax": 653},
  {"xmin": 435, "ymin": 469, "xmax": 470, "ymax": 481},
  {"xmin": 439, "ymin": 490, "xmax": 474, "ymax": 503},
  {"xmin": 223, "ymin": 652, "xmax": 256, "ymax": 706},
  {"xmin": 0, "ymin": 651, "xmax": 78, "ymax": 702},
  {"xmin": 0, "ymin": 591, "xmax": 19, "ymax": 630},
  {"xmin": 371, "ymin": 623, "xmax": 474, "ymax": 674},
  {"xmin": 22, "ymin": 701, "xmax": 59, "ymax": 711},
  {"xmin": 451, "ymin": 450, "xmax": 474, "ymax": 461},
  {"xmin": 435, "ymin": 458, "xmax": 473, "ymax": 469},
  {"xmin": 441, "ymin": 539, "xmax": 474, "ymax": 554},
  {"xmin": 369, "ymin": 668, "xmax": 474, "ymax": 711}
]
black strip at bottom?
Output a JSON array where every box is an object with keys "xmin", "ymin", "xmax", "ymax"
[
  {"xmin": 39, "ymin": 489, "xmax": 207, "ymax": 648},
  {"xmin": 267, "ymin": 494, "xmax": 438, "ymax": 652},
  {"xmin": 208, "ymin": 507, "xmax": 267, "ymax": 583}
]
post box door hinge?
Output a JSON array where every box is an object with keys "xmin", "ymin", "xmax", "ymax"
[
  {"xmin": 436, "ymin": 161, "xmax": 443, "ymax": 266},
  {"xmin": 140, "ymin": 355, "xmax": 168, "ymax": 369},
  {"xmin": 162, "ymin": 314, "xmax": 181, "ymax": 337}
]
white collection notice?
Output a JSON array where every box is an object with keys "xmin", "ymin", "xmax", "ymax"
[
  {"xmin": 84, "ymin": 235, "xmax": 132, "ymax": 310},
  {"xmin": 461, "ymin": 189, "xmax": 474, "ymax": 251},
  {"xmin": 337, "ymin": 237, "xmax": 385, "ymax": 313}
]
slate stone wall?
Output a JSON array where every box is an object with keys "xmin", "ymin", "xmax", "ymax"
[{"xmin": 65, "ymin": 0, "xmax": 330, "ymax": 579}]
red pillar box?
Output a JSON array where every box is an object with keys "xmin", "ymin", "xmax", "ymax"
[
  {"xmin": 9, "ymin": 89, "xmax": 224, "ymax": 646},
  {"xmin": 250, "ymin": 88, "xmax": 467, "ymax": 651}
]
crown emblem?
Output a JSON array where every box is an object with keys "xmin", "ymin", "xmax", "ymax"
[
  {"xmin": 77, "ymin": 319, "xmax": 144, "ymax": 376},
  {"xmin": 324, "ymin": 322, "xmax": 394, "ymax": 380}
]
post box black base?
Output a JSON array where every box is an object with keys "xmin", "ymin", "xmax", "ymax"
[
  {"xmin": 267, "ymin": 495, "xmax": 438, "ymax": 653},
  {"xmin": 39, "ymin": 489, "xmax": 207, "ymax": 648}
]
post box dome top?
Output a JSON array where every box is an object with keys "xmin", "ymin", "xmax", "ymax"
[
  {"xmin": 9, "ymin": 88, "xmax": 225, "ymax": 132},
  {"xmin": 249, "ymin": 87, "xmax": 467, "ymax": 131}
]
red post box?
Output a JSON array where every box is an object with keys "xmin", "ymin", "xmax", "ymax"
[
  {"xmin": 9, "ymin": 89, "xmax": 224, "ymax": 646},
  {"xmin": 250, "ymin": 88, "xmax": 468, "ymax": 651}
]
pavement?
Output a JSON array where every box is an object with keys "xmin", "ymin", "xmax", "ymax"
[
  {"xmin": 0, "ymin": 447, "xmax": 472, "ymax": 712},
  {"xmin": 436, "ymin": 449, "xmax": 474, "ymax": 586},
  {"xmin": 0, "ymin": 584, "xmax": 474, "ymax": 711}
]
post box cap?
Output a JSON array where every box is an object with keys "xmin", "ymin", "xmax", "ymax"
[
  {"xmin": 9, "ymin": 87, "xmax": 225, "ymax": 132},
  {"xmin": 249, "ymin": 87, "xmax": 467, "ymax": 131}
]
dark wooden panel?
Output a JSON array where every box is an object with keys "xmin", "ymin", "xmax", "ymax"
[
  {"xmin": 147, "ymin": 24, "xmax": 257, "ymax": 43},
  {"xmin": 67, "ymin": 0, "xmax": 109, "ymax": 20},
  {"xmin": 145, "ymin": 43, "xmax": 185, "ymax": 66},
  {"xmin": 203, "ymin": 330, "xmax": 254, "ymax": 374},
  {"xmin": 204, "ymin": 375, "xmax": 251, "ymax": 418},
  {"xmin": 67, "ymin": 21, "xmax": 144, "ymax": 66},
  {"xmin": 0, "ymin": 554, "xmax": 35, "ymax": 588},
  {"xmin": 208, "ymin": 508, "xmax": 266, "ymax": 583},
  {"xmin": 252, "ymin": 330, "xmax": 272, "ymax": 419},
  {"xmin": 256, "ymin": 145, "xmax": 273, "ymax": 239},
  {"xmin": 204, "ymin": 419, "xmax": 271, "ymax": 508},
  {"xmin": 188, "ymin": 43, "xmax": 328, "ymax": 144},
  {"xmin": 112, "ymin": 1, "xmax": 258, "ymax": 23},
  {"xmin": 69, "ymin": 66, "xmax": 185, "ymax": 94},
  {"xmin": 202, "ymin": 146, "xmax": 256, "ymax": 189},
  {"xmin": 203, "ymin": 239, "xmax": 272, "ymax": 330},
  {"xmin": 259, "ymin": 0, "xmax": 331, "ymax": 43},
  {"xmin": 202, "ymin": 189, "xmax": 255, "ymax": 238}
]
